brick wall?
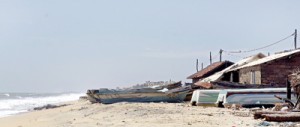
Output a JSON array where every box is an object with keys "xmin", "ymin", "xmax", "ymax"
[
  {"xmin": 239, "ymin": 65, "xmax": 261, "ymax": 84},
  {"xmin": 261, "ymin": 53, "xmax": 300, "ymax": 86}
]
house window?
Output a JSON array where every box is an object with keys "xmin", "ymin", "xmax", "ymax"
[{"xmin": 251, "ymin": 71, "xmax": 256, "ymax": 84}]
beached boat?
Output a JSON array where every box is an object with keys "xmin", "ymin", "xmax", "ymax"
[
  {"xmin": 190, "ymin": 89, "xmax": 221, "ymax": 106},
  {"xmin": 86, "ymin": 88, "xmax": 189, "ymax": 104},
  {"xmin": 216, "ymin": 88, "xmax": 297, "ymax": 108}
]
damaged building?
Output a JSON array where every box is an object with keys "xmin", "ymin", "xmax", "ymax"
[
  {"xmin": 195, "ymin": 49, "xmax": 300, "ymax": 88},
  {"xmin": 187, "ymin": 61, "xmax": 233, "ymax": 83}
]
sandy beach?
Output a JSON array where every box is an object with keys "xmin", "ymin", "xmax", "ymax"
[{"xmin": 0, "ymin": 99, "xmax": 263, "ymax": 127}]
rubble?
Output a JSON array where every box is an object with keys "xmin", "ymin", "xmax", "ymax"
[{"xmin": 33, "ymin": 104, "xmax": 69, "ymax": 110}]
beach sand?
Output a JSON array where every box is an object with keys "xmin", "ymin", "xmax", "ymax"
[{"xmin": 0, "ymin": 100, "xmax": 261, "ymax": 127}]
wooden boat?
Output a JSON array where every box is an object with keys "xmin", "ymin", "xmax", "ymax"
[
  {"xmin": 216, "ymin": 88, "xmax": 296, "ymax": 108},
  {"xmin": 86, "ymin": 87, "xmax": 189, "ymax": 104},
  {"xmin": 190, "ymin": 89, "xmax": 221, "ymax": 106}
]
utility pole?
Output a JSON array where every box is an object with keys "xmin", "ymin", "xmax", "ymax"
[
  {"xmin": 286, "ymin": 78, "xmax": 291, "ymax": 100},
  {"xmin": 219, "ymin": 49, "xmax": 223, "ymax": 62},
  {"xmin": 201, "ymin": 63, "xmax": 203, "ymax": 70},
  {"xmin": 295, "ymin": 29, "xmax": 297, "ymax": 49},
  {"xmin": 196, "ymin": 59, "xmax": 199, "ymax": 72},
  {"xmin": 210, "ymin": 52, "xmax": 212, "ymax": 64}
]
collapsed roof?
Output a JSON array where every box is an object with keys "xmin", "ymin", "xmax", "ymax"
[
  {"xmin": 187, "ymin": 61, "xmax": 233, "ymax": 79},
  {"xmin": 195, "ymin": 49, "xmax": 300, "ymax": 86}
]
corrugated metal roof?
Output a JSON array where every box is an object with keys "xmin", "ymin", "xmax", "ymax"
[
  {"xmin": 196, "ymin": 49, "xmax": 300, "ymax": 84},
  {"xmin": 187, "ymin": 61, "xmax": 233, "ymax": 79},
  {"xmin": 230, "ymin": 49, "xmax": 300, "ymax": 71}
]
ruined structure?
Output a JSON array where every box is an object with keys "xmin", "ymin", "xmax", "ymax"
[
  {"xmin": 196, "ymin": 49, "xmax": 300, "ymax": 87},
  {"xmin": 289, "ymin": 71, "xmax": 300, "ymax": 109}
]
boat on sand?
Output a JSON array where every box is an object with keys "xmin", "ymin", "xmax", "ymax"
[{"xmin": 86, "ymin": 87, "xmax": 189, "ymax": 104}]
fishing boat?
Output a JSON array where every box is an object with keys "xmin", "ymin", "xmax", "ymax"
[
  {"xmin": 86, "ymin": 87, "xmax": 189, "ymax": 104},
  {"xmin": 216, "ymin": 88, "xmax": 297, "ymax": 108},
  {"xmin": 190, "ymin": 89, "xmax": 221, "ymax": 106}
]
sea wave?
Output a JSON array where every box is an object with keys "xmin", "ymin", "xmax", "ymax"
[
  {"xmin": 0, "ymin": 93, "xmax": 85, "ymax": 118},
  {"xmin": 0, "ymin": 93, "xmax": 10, "ymax": 97}
]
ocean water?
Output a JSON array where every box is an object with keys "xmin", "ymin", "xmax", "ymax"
[{"xmin": 0, "ymin": 92, "xmax": 85, "ymax": 118}]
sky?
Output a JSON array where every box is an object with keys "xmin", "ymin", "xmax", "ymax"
[{"xmin": 0, "ymin": 0, "xmax": 300, "ymax": 92}]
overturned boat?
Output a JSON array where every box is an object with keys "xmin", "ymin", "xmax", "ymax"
[
  {"xmin": 190, "ymin": 89, "xmax": 221, "ymax": 106},
  {"xmin": 86, "ymin": 87, "xmax": 189, "ymax": 104},
  {"xmin": 216, "ymin": 88, "xmax": 297, "ymax": 108},
  {"xmin": 190, "ymin": 88, "xmax": 297, "ymax": 108}
]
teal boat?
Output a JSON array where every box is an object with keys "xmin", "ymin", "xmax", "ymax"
[
  {"xmin": 216, "ymin": 88, "xmax": 296, "ymax": 108},
  {"xmin": 190, "ymin": 89, "xmax": 221, "ymax": 106}
]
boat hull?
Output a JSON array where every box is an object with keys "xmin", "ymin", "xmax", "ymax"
[
  {"xmin": 87, "ymin": 90, "xmax": 188, "ymax": 104},
  {"xmin": 190, "ymin": 89, "xmax": 221, "ymax": 107},
  {"xmin": 217, "ymin": 88, "xmax": 297, "ymax": 108}
]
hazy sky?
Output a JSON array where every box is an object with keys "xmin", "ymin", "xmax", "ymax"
[{"xmin": 0, "ymin": 1, "xmax": 300, "ymax": 92}]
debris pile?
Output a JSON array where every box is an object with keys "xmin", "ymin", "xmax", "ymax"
[
  {"xmin": 254, "ymin": 110, "xmax": 300, "ymax": 122},
  {"xmin": 33, "ymin": 104, "xmax": 69, "ymax": 110},
  {"xmin": 252, "ymin": 71, "xmax": 300, "ymax": 122},
  {"xmin": 289, "ymin": 71, "xmax": 300, "ymax": 110}
]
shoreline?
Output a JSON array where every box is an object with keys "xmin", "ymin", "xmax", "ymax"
[
  {"xmin": 0, "ymin": 92, "xmax": 85, "ymax": 118},
  {"xmin": 0, "ymin": 100, "xmax": 263, "ymax": 127},
  {"xmin": 0, "ymin": 100, "xmax": 77, "ymax": 118}
]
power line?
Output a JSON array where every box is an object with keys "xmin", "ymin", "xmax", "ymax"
[
  {"xmin": 225, "ymin": 52, "xmax": 244, "ymax": 58},
  {"xmin": 211, "ymin": 53, "xmax": 219, "ymax": 60},
  {"xmin": 223, "ymin": 33, "xmax": 295, "ymax": 53}
]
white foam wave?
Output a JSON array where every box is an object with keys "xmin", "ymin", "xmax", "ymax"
[
  {"xmin": 3, "ymin": 94, "xmax": 10, "ymax": 97},
  {"xmin": 0, "ymin": 104, "xmax": 12, "ymax": 110},
  {"xmin": 16, "ymin": 96, "xmax": 22, "ymax": 99},
  {"xmin": 0, "ymin": 93, "xmax": 85, "ymax": 118},
  {"xmin": 0, "ymin": 110, "xmax": 27, "ymax": 118}
]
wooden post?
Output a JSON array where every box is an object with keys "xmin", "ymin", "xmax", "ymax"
[
  {"xmin": 196, "ymin": 59, "xmax": 199, "ymax": 72},
  {"xmin": 294, "ymin": 96, "xmax": 300, "ymax": 109},
  {"xmin": 287, "ymin": 78, "xmax": 291, "ymax": 100},
  {"xmin": 210, "ymin": 52, "xmax": 212, "ymax": 64},
  {"xmin": 295, "ymin": 29, "xmax": 297, "ymax": 49},
  {"xmin": 219, "ymin": 49, "xmax": 223, "ymax": 62}
]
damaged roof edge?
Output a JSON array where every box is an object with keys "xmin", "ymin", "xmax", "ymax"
[
  {"xmin": 228, "ymin": 49, "xmax": 300, "ymax": 72},
  {"xmin": 196, "ymin": 53, "xmax": 267, "ymax": 83},
  {"xmin": 187, "ymin": 61, "xmax": 234, "ymax": 79}
]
